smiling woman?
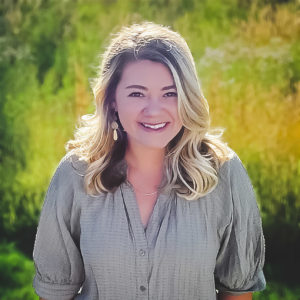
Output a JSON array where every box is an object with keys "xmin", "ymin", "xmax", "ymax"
[
  {"xmin": 114, "ymin": 60, "xmax": 183, "ymax": 150},
  {"xmin": 32, "ymin": 22, "xmax": 266, "ymax": 300}
]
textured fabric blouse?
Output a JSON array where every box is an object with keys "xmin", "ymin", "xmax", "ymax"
[{"xmin": 32, "ymin": 152, "xmax": 266, "ymax": 300}]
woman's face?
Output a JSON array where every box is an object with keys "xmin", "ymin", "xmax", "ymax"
[{"xmin": 114, "ymin": 59, "xmax": 183, "ymax": 150}]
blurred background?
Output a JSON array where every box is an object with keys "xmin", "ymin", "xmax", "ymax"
[{"xmin": 0, "ymin": 0, "xmax": 299, "ymax": 299}]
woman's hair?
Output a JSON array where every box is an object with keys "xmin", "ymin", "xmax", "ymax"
[{"xmin": 65, "ymin": 21, "xmax": 234, "ymax": 200}]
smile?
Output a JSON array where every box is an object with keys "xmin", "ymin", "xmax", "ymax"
[{"xmin": 140, "ymin": 122, "xmax": 168, "ymax": 130}]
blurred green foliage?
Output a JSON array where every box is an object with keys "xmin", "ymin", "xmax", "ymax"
[
  {"xmin": 253, "ymin": 281, "xmax": 300, "ymax": 300},
  {"xmin": 0, "ymin": 0, "xmax": 299, "ymax": 298},
  {"xmin": 0, "ymin": 243, "xmax": 38, "ymax": 300}
]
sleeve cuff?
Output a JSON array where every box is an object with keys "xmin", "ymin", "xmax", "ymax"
[
  {"xmin": 33, "ymin": 274, "xmax": 82, "ymax": 300},
  {"xmin": 216, "ymin": 270, "xmax": 266, "ymax": 295}
]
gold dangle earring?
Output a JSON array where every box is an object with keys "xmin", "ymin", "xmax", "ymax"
[{"xmin": 111, "ymin": 113, "xmax": 119, "ymax": 141}]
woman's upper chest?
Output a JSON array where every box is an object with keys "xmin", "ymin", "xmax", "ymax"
[
  {"xmin": 134, "ymin": 191, "xmax": 158, "ymax": 229},
  {"xmin": 79, "ymin": 183, "xmax": 230, "ymax": 264}
]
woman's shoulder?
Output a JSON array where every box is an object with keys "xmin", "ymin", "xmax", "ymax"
[
  {"xmin": 57, "ymin": 151, "xmax": 89, "ymax": 177},
  {"xmin": 219, "ymin": 150, "xmax": 252, "ymax": 184},
  {"xmin": 217, "ymin": 150, "xmax": 260, "ymax": 216},
  {"xmin": 46, "ymin": 152, "xmax": 89, "ymax": 199},
  {"xmin": 207, "ymin": 143, "xmax": 236, "ymax": 170},
  {"xmin": 212, "ymin": 149, "xmax": 249, "ymax": 198},
  {"xmin": 215, "ymin": 147, "xmax": 238, "ymax": 177}
]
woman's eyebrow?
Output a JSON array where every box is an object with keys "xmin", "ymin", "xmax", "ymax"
[
  {"xmin": 125, "ymin": 84, "xmax": 176, "ymax": 90},
  {"xmin": 162, "ymin": 85, "xmax": 176, "ymax": 91},
  {"xmin": 126, "ymin": 85, "xmax": 147, "ymax": 90}
]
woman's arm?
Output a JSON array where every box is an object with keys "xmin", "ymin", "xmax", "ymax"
[{"xmin": 218, "ymin": 292, "xmax": 252, "ymax": 300}]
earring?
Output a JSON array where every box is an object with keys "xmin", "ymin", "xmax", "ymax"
[{"xmin": 111, "ymin": 117, "xmax": 119, "ymax": 141}]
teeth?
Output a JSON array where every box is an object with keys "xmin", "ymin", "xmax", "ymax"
[{"xmin": 142, "ymin": 122, "xmax": 167, "ymax": 129}]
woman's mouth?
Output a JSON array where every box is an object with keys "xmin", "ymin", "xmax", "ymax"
[{"xmin": 139, "ymin": 122, "xmax": 169, "ymax": 131}]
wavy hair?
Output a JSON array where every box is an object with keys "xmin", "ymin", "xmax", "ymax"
[{"xmin": 65, "ymin": 22, "xmax": 234, "ymax": 200}]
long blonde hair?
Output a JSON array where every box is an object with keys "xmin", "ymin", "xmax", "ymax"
[{"xmin": 66, "ymin": 22, "xmax": 234, "ymax": 200}]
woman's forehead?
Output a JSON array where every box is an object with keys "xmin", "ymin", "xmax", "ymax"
[{"xmin": 119, "ymin": 60, "xmax": 175, "ymax": 87}]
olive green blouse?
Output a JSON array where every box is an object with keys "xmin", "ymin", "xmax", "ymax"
[{"xmin": 32, "ymin": 152, "xmax": 266, "ymax": 300}]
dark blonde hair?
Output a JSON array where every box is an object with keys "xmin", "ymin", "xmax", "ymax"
[{"xmin": 66, "ymin": 22, "xmax": 234, "ymax": 200}]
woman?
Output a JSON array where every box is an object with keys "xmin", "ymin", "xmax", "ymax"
[{"xmin": 33, "ymin": 22, "xmax": 266, "ymax": 300}]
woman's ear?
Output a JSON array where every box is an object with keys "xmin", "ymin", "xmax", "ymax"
[{"xmin": 111, "ymin": 101, "xmax": 117, "ymax": 111}]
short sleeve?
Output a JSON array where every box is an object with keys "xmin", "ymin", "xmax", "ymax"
[
  {"xmin": 214, "ymin": 154, "xmax": 266, "ymax": 295},
  {"xmin": 32, "ymin": 156, "xmax": 85, "ymax": 300}
]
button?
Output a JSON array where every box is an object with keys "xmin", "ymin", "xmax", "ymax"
[
  {"xmin": 140, "ymin": 285, "xmax": 146, "ymax": 292},
  {"xmin": 139, "ymin": 249, "xmax": 146, "ymax": 256}
]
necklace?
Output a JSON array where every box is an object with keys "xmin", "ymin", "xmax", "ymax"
[
  {"xmin": 132, "ymin": 184, "xmax": 158, "ymax": 196},
  {"xmin": 136, "ymin": 190, "xmax": 158, "ymax": 196},
  {"xmin": 127, "ymin": 181, "xmax": 158, "ymax": 196},
  {"xmin": 126, "ymin": 165, "xmax": 159, "ymax": 196}
]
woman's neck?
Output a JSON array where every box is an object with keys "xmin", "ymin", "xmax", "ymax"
[{"xmin": 124, "ymin": 141, "xmax": 165, "ymax": 180}]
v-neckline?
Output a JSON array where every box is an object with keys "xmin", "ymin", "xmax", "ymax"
[
  {"xmin": 123, "ymin": 179, "xmax": 160, "ymax": 233},
  {"xmin": 120, "ymin": 180, "xmax": 172, "ymax": 243}
]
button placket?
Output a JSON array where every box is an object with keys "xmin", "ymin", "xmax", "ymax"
[
  {"xmin": 140, "ymin": 285, "xmax": 147, "ymax": 292},
  {"xmin": 120, "ymin": 184, "xmax": 150, "ymax": 298}
]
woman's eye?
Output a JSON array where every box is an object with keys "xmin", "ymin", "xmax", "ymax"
[
  {"xmin": 164, "ymin": 92, "xmax": 177, "ymax": 97},
  {"xmin": 128, "ymin": 92, "xmax": 144, "ymax": 97}
]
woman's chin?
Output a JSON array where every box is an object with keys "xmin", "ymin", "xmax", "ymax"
[{"xmin": 127, "ymin": 137, "xmax": 169, "ymax": 151}]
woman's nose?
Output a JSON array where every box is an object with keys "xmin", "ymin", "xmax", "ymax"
[{"xmin": 143, "ymin": 98, "xmax": 163, "ymax": 115}]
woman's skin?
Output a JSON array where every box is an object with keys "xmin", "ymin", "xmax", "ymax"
[
  {"xmin": 38, "ymin": 60, "xmax": 253, "ymax": 300},
  {"xmin": 114, "ymin": 59, "xmax": 183, "ymax": 226},
  {"xmin": 114, "ymin": 59, "xmax": 183, "ymax": 154},
  {"xmin": 218, "ymin": 292, "xmax": 253, "ymax": 299}
]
